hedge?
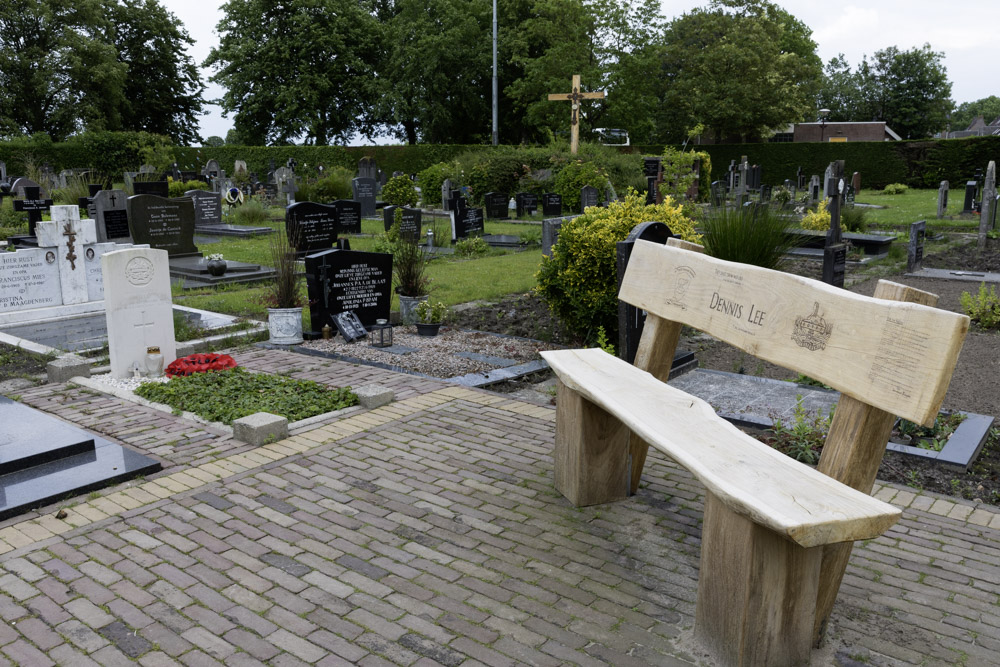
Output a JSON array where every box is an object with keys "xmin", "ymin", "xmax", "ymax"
[{"xmin": 3, "ymin": 132, "xmax": 999, "ymax": 191}]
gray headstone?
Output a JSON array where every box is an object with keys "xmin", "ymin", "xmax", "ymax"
[
  {"xmin": 12, "ymin": 177, "xmax": 44, "ymax": 199},
  {"xmin": 92, "ymin": 190, "xmax": 131, "ymax": 243},
  {"xmin": 126, "ymin": 195, "xmax": 200, "ymax": 257},
  {"xmin": 580, "ymin": 185, "xmax": 600, "ymax": 212},
  {"xmin": 138, "ymin": 164, "xmax": 156, "ymax": 174},
  {"xmin": 202, "ymin": 159, "xmax": 221, "ymax": 179},
  {"xmin": 441, "ymin": 179, "xmax": 454, "ymax": 211},
  {"xmin": 0, "ymin": 161, "xmax": 6, "ymax": 182},
  {"xmin": 979, "ymin": 162, "xmax": 996, "ymax": 249},
  {"xmin": 810, "ymin": 175, "xmax": 821, "ymax": 203},
  {"xmin": 937, "ymin": 180, "xmax": 949, "ymax": 219},
  {"xmin": 358, "ymin": 157, "xmax": 377, "ymax": 180},
  {"xmin": 908, "ymin": 220, "xmax": 926, "ymax": 273},
  {"xmin": 822, "ymin": 164, "xmax": 834, "ymax": 200},
  {"xmin": 185, "ymin": 190, "xmax": 223, "ymax": 227},
  {"xmin": 352, "ymin": 177, "xmax": 377, "ymax": 217}
]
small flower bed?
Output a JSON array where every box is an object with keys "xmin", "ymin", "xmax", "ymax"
[
  {"xmin": 135, "ymin": 367, "xmax": 358, "ymax": 425},
  {"xmin": 166, "ymin": 353, "xmax": 238, "ymax": 378}
]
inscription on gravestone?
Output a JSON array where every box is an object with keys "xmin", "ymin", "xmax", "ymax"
[
  {"xmin": 451, "ymin": 207, "xmax": 485, "ymax": 241},
  {"xmin": 126, "ymin": 195, "xmax": 199, "ymax": 257},
  {"xmin": 515, "ymin": 192, "xmax": 538, "ymax": 218},
  {"xmin": 185, "ymin": 190, "xmax": 222, "ymax": 227},
  {"xmin": 92, "ymin": 189, "xmax": 130, "ymax": 243},
  {"xmin": 352, "ymin": 177, "xmax": 376, "ymax": 217},
  {"xmin": 334, "ymin": 200, "xmax": 361, "ymax": 234},
  {"xmin": 580, "ymin": 185, "xmax": 600, "ymax": 211},
  {"xmin": 285, "ymin": 202, "xmax": 338, "ymax": 254},
  {"xmin": 907, "ymin": 220, "xmax": 926, "ymax": 273},
  {"xmin": 305, "ymin": 249, "xmax": 392, "ymax": 333},
  {"xmin": 484, "ymin": 192, "xmax": 509, "ymax": 219},
  {"xmin": 334, "ymin": 311, "xmax": 368, "ymax": 342},
  {"xmin": 542, "ymin": 193, "xmax": 562, "ymax": 216}
]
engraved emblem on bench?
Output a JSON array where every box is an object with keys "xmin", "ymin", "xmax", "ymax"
[
  {"xmin": 792, "ymin": 302, "xmax": 832, "ymax": 351},
  {"xmin": 666, "ymin": 265, "xmax": 695, "ymax": 309}
]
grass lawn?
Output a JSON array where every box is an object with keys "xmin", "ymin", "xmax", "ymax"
[{"xmin": 857, "ymin": 188, "xmax": 979, "ymax": 231}]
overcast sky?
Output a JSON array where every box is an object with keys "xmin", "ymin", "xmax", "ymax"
[{"xmin": 166, "ymin": 0, "xmax": 1000, "ymax": 143}]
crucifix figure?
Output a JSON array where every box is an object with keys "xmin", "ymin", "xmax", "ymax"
[
  {"xmin": 62, "ymin": 223, "xmax": 78, "ymax": 270},
  {"xmin": 548, "ymin": 74, "xmax": 605, "ymax": 154}
]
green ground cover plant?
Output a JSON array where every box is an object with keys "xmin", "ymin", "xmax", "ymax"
[
  {"xmin": 960, "ymin": 283, "xmax": 1000, "ymax": 329},
  {"xmin": 134, "ymin": 367, "xmax": 357, "ymax": 424}
]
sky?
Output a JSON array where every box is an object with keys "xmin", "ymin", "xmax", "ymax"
[{"xmin": 165, "ymin": 0, "xmax": 1000, "ymax": 144}]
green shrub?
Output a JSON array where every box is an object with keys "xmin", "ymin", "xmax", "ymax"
[
  {"xmin": 800, "ymin": 200, "xmax": 830, "ymax": 230},
  {"xmin": 701, "ymin": 204, "xmax": 804, "ymax": 270},
  {"xmin": 455, "ymin": 236, "xmax": 489, "ymax": 257},
  {"xmin": 881, "ymin": 183, "xmax": 909, "ymax": 195},
  {"xmin": 298, "ymin": 167, "xmax": 353, "ymax": 202},
  {"xmin": 466, "ymin": 154, "xmax": 528, "ymax": 204},
  {"xmin": 381, "ymin": 175, "xmax": 418, "ymax": 206},
  {"xmin": 839, "ymin": 206, "xmax": 868, "ymax": 232},
  {"xmin": 658, "ymin": 147, "xmax": 700, "ymax": 203},
  {"xmin": 233, "ymin": 198, "xmax": 269, "ymax": 226},
  {"xmin": 134, "ymin": 367, "xmax": 357, "ymax": 424},
  {"xmin": 772, "ymin": 185, "xmax": 793, "ymax": 207},
  {"xmin": 960, "ymin": 283, "xmax": 1000, "ymax": 329},
  {"xmin": 417, "ymin": 162, "xmax": 459, "ymax": 208},
  {"xmin": 536, "ymin": 189, "xmax": 700, "ymax": 344},
  {"xmin": 168, "ymin": 179, "xmax": 209, "ymax": 198},
  {"xmin": 553, "ymin": 161, "xmax": 609, "ymax": 213}
]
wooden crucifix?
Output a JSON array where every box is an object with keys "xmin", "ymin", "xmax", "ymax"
[{"xmin": 548, "ymin": 74, "xmax": 605, "ymax": 154}]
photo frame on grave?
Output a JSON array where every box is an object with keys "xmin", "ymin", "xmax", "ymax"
[{"xmin": 333, "ymin": 311, "xmax": 367, "ymax": 342}]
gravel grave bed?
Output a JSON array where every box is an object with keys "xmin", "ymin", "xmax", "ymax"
[{"xmin": 301, "ymin": 326, "xmax": 560, "ymax": 378}]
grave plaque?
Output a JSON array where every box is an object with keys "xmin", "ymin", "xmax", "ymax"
[
  {"xmin": 352, "ymin": 177, "xmax": 376, "ymax": 217},
  {"xmin": 580, "ymin": 185, "xmax": 600, "ymax": 211},
  {"xmin": 333, "ymin": 311, "xmax": 368, "ymax": 342},
  {"xmin": 133, "ymin": 181, "xmax": 169, "ymax": 198},
  {"xmin": 0, "ymin": 248, "xmax": 62, "ymax": 312},
  {"xmin": 822, "ymin": 243, "xmax": 847, "ymax": 289},
  {"xmin": 963, "ymin": 181, "xmax": 977, "ymax": 213},
  {"xmin": 907, "ymin": 220, "xmax": 926, "ymax": 273},
  {"xmin": 13, "ymin": 186, "xmax": 53, "ymax": 236},
  {"xmin": 305, "ymin": 249, "xmax": 392, "ymax": 333},
  {"xmin": 515, "ymin": 192, "xmax": 538, "ymax": 217},
  {"xmin": 485, "ymin": 192, "xmax": 509, "ymax": 219},
  {"xmin": 542, "ymin": 193, "xmax": 562, "ymax": 216},
  {"xmin": 451, "ymin": 207, "xmax": 485, "ymax": 241},
  {"xmin": 399, "ymin": 207, "xmax": 422, "ymax": 241},
  {"xmin": 185, "ymin": 189, "xmax": 222, "ymax": 227},
  {"xmin": 92, "ymin": 189, "xmax": 131, "ymax": 242},
  {"xmin": 334, "ymin": 199, "xmax": 361, "ymax": 234},
  {"xmin": 126, "ymin": 195, "xmax": 199, "ymax": 257},
  {"xmin": 285, "ymin": 202, "xmax": 338, "ymax": 254}
]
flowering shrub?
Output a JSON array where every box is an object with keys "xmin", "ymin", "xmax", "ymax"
[
  {"xmin": 165, "ymin": 353, "xmax": 238, "ymax": 378},
  {"xmin": 536, "ymin": 189, "xmax": 700, "ymax": 344},
  {"xmin": 800, "ymin": 199, "xmax": 831, "ymax": 230}
]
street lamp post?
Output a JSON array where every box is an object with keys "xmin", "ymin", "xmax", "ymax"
[{"xmin": 819, "ymin": 108, "xmax": 831, "ymax": 143}]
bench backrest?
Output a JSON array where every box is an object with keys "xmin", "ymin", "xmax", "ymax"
[{"xmin": 619, "ymin": 240, "xmax": 969, "ymax": 426}]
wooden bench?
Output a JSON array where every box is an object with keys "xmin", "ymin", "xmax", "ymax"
[{"xmin": 541, "ymin": 238, "xmax": 969, "ymax": 666}]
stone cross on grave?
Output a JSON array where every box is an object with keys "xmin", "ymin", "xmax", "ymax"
[
  {"xmin": 62, "ymin": 223, "xmax": 78, "ymax": 270},
  {"xmin": 548, "ymin": 74, "xmax": 605, "ymax": 154},
  {"xmin": 13, "ymin": 186, "xmax": 53, "ymax": 237},
  {"xmin": 37, "ymin": 206, "xmax": 97, "ymax": 305},
  {"xmin": 281, "ymin": 178, "xmax": 299, "ymax": 205},
  {"xmin": 133, "ymin": 310, "xmax": 156, "ymax": 341}
]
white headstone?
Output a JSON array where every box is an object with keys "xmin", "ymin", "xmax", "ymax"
[
  {"xmin": 36, "ymin": 206, "xmax": 97, "ymax": 306},
  {"xmin": 102, "ymin": 248, "xmax": 176, "ymax": 378},
  {"xmin": 0, "ymin": 248, "xmax": 62, "ymax": 312}
]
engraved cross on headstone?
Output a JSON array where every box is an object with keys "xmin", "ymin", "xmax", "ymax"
[
  {"xmin": 547, "ymin": 74, "xmax": 605, "ymax": 154},
  {"xmin": 133, "ymin": 310, "xmax": 156, "ymax": 340}
]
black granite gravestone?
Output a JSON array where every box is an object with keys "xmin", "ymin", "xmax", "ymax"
[
  {"xmin": 399, "ymin": 207, "xmax": 422, "ymax": 241},
  {"xmin": 0, "ymin": 396, "xmax": 161, "ymax": 521},
  {"xmin": 335, "ymin": 199, "xmax": 361, "ymax": 234},
  {"xmin": 92, "ymin": 189, "xmax": 130, "ymax": 242},
  {"xmin": 382, "ymin": 205, "xmax": 398, "ymax": 231},
  {"xmin": 352, "ymin": 177, "xmax": 377, "ymax": 217},
  {"xmin": 133, "ymin": 181, "xmax": 169, "ymax": 198},
  {"xmin": 515, "ymin": 192, "xmax": 538, "ymax": 217},
  {"xmin": 963, "ymin": 181, "xmax": 977, "ymax": 214},
  {"xmin": 484, "ymin": 192, "xmax": 509, "ymax": 219},
  {"xmin": 185, "ymin": 190, "xmax": 222, "ymax": 227},
  {"xmin": 580, "ymin": 185, "xmax": 600, "ymax": 211},
  {"xmin": 907, "ymin": 220, "xmax": 926, "ymax": 273},
  {"xmin": 12, "ymin": 186, "xmax": 52, "ymax": 237},
  {"xmin": 305, "ymin": 249, "xmax": 392, "ymax": 336},
  {"xmin": 126, "ymin": 195, "xmax": 199, "ymax": 256},
  {"xmin": 542, "ymin": 193, "xmax": 562, "ymax": 216},
  {"xmin": 451, "ymin": 207, "xmax": 485, "ymax": 241},
  {"xmin": 286, "ymin": 201, "xmax": 338, "ymax": 255}
]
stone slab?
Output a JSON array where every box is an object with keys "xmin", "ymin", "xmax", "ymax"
[
  {"xmin": 354, "ymin": 384, "xmax": 394, "ymax": 409},
  {"xmin": 905, "ymin": 267, "xmax": 1000, "ymax": 284},
  {"xmin": 453, "ymin": 351, "xmax": 519, "ymax": 368},
  {"xmin": 190, "ymin": 224, "xmax": 274, "ymax": 238},
  {"xmin": 233, "ymin": 412, "xmax": 288, "ymax": 447},
  {"xmin": 886, "ymin": 412, "xmax": 995, "ymax": 472},
  {"xmin": 46, "ymin": 354, "xmax": 92, "ymax": 383}
]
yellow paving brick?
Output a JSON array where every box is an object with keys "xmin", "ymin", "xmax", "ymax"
[
  {"xmin": 196, "ymin": 462, "xmax": 230, "ymax": 479},
  {"xmin": 249, "ymin": 447, "xmax": 285, "ymax": 461},
  {"xmin": 105, "ymin": 492, "xmax": 143, "ymax": 511},
  {"xmin": 0, "ymin": 541, "xmax": 12, "ymax": 555},
  {"xmin": 74, "ymin": 505, "xmax": 109, "ymax": 522},
  {"xmin": 240, "ymin": 451, "xmax": 274, "ymax": 466},
  {"xmin": 948, "ymin": 504, "xmax": 974, "ymax": 521},
  {"xmin": 212, "ymin": 459, "xmax": 246, "ymax": 475},
  {"xmin": 34, "ymin": 515, "xmax": 74, "ymax": 535},
  {"xmin": 966, "ymin": 508, "xmax": 996, "ymax": 526},
  {"xmin": 874, "ymin": 487, "xmax": 897, "ymax": 503},
  {"xmin": 226, "ymin": 454, "xmax": 259, "ymax": 469},
  {"xmin": 928, "ymin": 498, "xmax": 954, "ymax": 516},
  {"xmin": 0, "ymin": 526, "xmax": 36, "ymax": 549},
  {"xmin": 122, "ymin": 487, "xmax": 161, "ymax": 505},
  {"xmin": 90, "ymin": 497, "xmax": 128, "ymax": 516},
  {"xmin": 297, "ymin": 428, "xmax": 328, "ymax": 443},
  {"xmin": 891, "ymin": 490, "xmax": 917, "ymax": 508},
  {"xmin": 909, "ymin": 495, "xmax": 934, "ymax": 511},
  {"xmin": 989, "ymin": 513, "xmax": 1000, "ymax": 530},
  {"xmin": 15, "ymin": 522, "xmax": 55, "ymax": 543},
  {"xmin": 58, "ymin": 508, "xmax": 93, "ymax": 528},
  {"xmin": 261, "ymin": 443, "xmax": 297, "ymax": 457},
  {"xmin": 140, "ymin": 482, "xmax": 175, "ymax": 499},
  {"xmin": 157, "ymin": 476, "xmax": 193, "ymax": 493}
]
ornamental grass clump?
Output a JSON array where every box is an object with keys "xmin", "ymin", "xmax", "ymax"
[
  {"xmin": 135, "ymin": 367, "xmax": 358, "ymax": 425},
  {"xmin": 536, "ymin": 189, "xmax": 700, "ymax": 344},
  {"xmin": 701, "ymin": 204, "xmax": 804, "ymax": 270}
]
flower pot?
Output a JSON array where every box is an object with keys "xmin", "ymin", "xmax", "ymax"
[
  {"xmin": 415, "ymin": 323, "xmax": 441, "ymax": 337},
  {"xmin": 398, "ymin": 295, "xmax": 428, "ymax": 325},
  {"xmin": 267, "ymin": 307, "xmax": 303, "ymax": 345},
  {"xmin": 207, "ymin": 259, "xmax": 227, "ymax": 277}
]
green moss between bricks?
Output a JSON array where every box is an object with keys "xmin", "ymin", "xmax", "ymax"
[{"xmin": 134, "ymin": 367, "xmax": 358, "ymax": 425}]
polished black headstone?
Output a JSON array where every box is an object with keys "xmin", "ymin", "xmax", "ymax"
[
  {"xmin": 580, "ymin": 185, "xmax": 600, "ymax": 211},
  {"xmin": 12, "ymin": 186, "xmax": 52, "ymax": 237},
  {"xmin": 542, "ymin": 193, "xmax": 562, "ymax": 216},
  {"xmin": 451, "ymin": 207, "xmax": 485, "ymax": 241},
  {"xmin": 133, "ymin": 181, "xmax": 169, "ymax": 197},
  {"xmin": 0, "ymin": 396, "xmax": 161, "ymax": 521},
  {"xmin": 484, "ymin": 192, "xmax": 509, "ymax": 219},
  {"xmin": 515, "ymin": 192, "xmax": 538, "ymax": 217},
  {"xmin": 127, "ymin": 194, "xmax": 200, "ymax": 257},
  {"xmin": 616, "ymin": 221, "xmax": 673, "ymax": 363},
  {"xmin": 352, "ymin": 177, "xmax": 377, "ymax": 217},
  {"xmin": 286, "ymin": 201, "xmax": 338, "ymax": 254},
  {"xmin": 334, "ymin": 311, "xmax": 367, "ymax": 342},
  {"xmin": 335, "ymin": 199, "xmax": 361, "ymax": 234},
  {"xmin": 823, "ymin": 243, "xmax": 847, "ymax": 288},
  {"xmin": 305, "ymin": 249, "xmax": 392, "ymax": 336}
]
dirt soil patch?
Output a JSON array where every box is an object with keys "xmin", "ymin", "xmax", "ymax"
[
  {"xmin": 0, "ymin": 343, "xmax": 51, "ymax": 382},
  {"xmin": 923, "ymin": 235, "xmax": 1000, "ymax": 272}
]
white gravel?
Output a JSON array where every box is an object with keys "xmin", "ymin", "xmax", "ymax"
[
  {"xmin": 89, "ymin": 373, "xmax": 171, "ymax": 393},
  {"xmin": 302, "ymin": 326, "xmax": 557, "ymax": 377}
]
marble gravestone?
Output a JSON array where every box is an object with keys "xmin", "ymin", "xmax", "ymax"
[
  {"xmin": 304, "ymin": 249, "xmax": 392, "ymax": 335},
  {"xmin": 127, "ymin": 195, "xmax": 200, "ymax": 257},
  {"xmin": 352, "ymin": 177, "xmax": 377, "ymax": 217},
  {"xmin": 185, "ymin": 189, "xmax": 223, "ymax": 227},
  {"xmin": 102, "ymin": 247, "xmax": 177, "ymax": 378},
  {"xmin": 286, "ymin": 201, "xmax": 338, "ymax": 254},
  {"xmin": 334, "ymin": 199, "xmax": 362, "ymax": 234},
  {"xmin": 92, "ymin": 189, "xmax": 131, "ymax": 243},
  {"xmin": 451, "ymin": 206, "xmax": 485, "ymax": 241}
]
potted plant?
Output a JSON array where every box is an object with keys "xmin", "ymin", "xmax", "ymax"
[
  {"xmin": 206, "ymin": 253, "xmax": 227, "ymax": 277},
  {"xmin": 414, "ymin": 301, "xmax": 448, "ymax": 336},
  {"xmin": 393, "ymin": 226, "xmax": 430, "ymax": 324},
  {"xmin": 264, "ymin": 228, "xmax": 305, "ymax": 344}
]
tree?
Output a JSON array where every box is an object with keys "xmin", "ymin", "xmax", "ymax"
[
  {"xmin": 108, "ymin": 0, "xmax": 205, "ymax": 145},
  {"xmin": 205, "ymin": 0, "xmax": 381, "ymax": 145},
  {"xmin": 817, "ymin": 44, "xmax": 952, "ymax": 139},
  {"xmin": 0, "ymin": 0, "xmax": 126, "ymax": 141},
  {"xmin": 657, "ymin": 0, "xmax": 823, "ymax": 143},
  {"xmin": 948, "ymin": 96, "xmax": 1000, "ymax": 133},
  {"xmin": 204, "ymin": 136, "xmax": 225, "ymax": 147}
]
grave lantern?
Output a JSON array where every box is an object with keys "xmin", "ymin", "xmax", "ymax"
[{"xmin": 370, "ymin": 319, "xmax": 393, "ymax": 348}]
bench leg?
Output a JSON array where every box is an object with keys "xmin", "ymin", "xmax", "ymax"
[
  {"xmin": 553, "ymin": 379, "xmax": 630, "ymax": 506},
  {"xmin": 696, "ymin": 492, "xmax": 821, "ymax": 666}
]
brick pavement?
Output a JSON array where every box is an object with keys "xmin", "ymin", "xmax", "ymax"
[{"xmin": 2, "ymin": 349, "xmax": 999, "ymax": 665}]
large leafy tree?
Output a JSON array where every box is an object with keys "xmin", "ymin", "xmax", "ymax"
[
  {"xmin": 950, "ymin": 96, "xmax": 1000, "ymax": 133},
  {"xmin": 0, "ymin": 0, "xmax": 126, "ymax": 140},
  {"xmin": 817, "ymin": 44, "xmax": 952, "ymax": 139},
  {"xmin": 205, "ymin": 0, "xmax": 381, "ymax": 145},
  {"xmin": 657, "ymin": 0, "xmax": 823, "ymax": 143},
  {"xmin": 108, "ymin": 0, "xmax": 205, "ymax": 145}
]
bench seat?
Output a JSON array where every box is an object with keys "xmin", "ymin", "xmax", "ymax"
[{"xmin": 542, "ymin": 347, "xmax": 901, "ymax": 548}]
